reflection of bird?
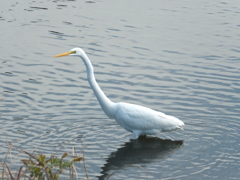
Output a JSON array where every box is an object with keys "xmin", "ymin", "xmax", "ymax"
[
  {"xmin": 98, "ymin": 136, "xmax": 184, "ymax": 180},
  {"xmin": 54, "ymin": 48, "xmax": 184, "ymax": 139}
]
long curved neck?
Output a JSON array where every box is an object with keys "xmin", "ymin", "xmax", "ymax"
[{"xmin": 79, "ymin": 52, "xmax": 115, "ymax": 119}]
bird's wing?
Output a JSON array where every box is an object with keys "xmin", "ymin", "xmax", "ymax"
[{"xmin": 115, "ymin": 102, "xmax": 176, "ymax": 131}]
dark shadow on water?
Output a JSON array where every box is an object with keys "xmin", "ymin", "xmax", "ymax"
[{"xmin": 98, "ymin": 136, "xmax": 184, "ymax": 180}]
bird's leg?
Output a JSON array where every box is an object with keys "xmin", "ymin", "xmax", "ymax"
[{"xmin": 131, "ymin": 131, "xmax": 141, "ymax": 140}]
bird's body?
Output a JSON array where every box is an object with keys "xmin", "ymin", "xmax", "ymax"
[
  {"xmin": 112, "ymin": 102, "xmax": 183, "ymax": 139},
  {"xmin": 54, "ymin": 48, "xmax": 184, "ymax": 139}
]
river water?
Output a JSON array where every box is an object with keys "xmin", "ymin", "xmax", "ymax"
[{"xmin": 1, "ymin": 0, "xmax": 240, "ymax": 179}]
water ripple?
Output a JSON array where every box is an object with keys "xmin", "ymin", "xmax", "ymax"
[{"xmin": 1, "ymin": 0, "xmax": 240, "ymax": 179}]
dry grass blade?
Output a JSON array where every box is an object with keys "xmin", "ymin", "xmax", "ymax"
[
  {"xmin": 106, "ymin": 164, "xmax": 148, "ymax": 180},
  {"xmin": 71, "ymin": 147, "xmax": 78, "ymax": 180},
  {"xmin": 5, "ymin": 163, "xmax": 14, "ymax": 180},
  {"xmin": 2, "ymin": 147, "xmax": 10, "ymax": 179},
  {"xmin": 22, "ymin": 150, "xmax": 38, "ymax": 161},
  {"xmin": 53, "ymin": 139, "xmax": 73, "ymax": 157},
  {"xmin": 16, "ymin": 167, "xmax": 23, "ymax": 180},
  {"xmin": 80, "ymin": 141, "xmax": 90, "ymax": 180},
  {"xmin": 2, "ymin": 141, "xmax": 16, "ymax": 179}
]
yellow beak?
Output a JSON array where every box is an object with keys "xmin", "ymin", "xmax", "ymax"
[{"xmin": 54, "ymin": 51, "xmax": 72, "ymax": 58}]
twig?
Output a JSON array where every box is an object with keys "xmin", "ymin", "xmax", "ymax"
[
  {"xmin": 53, "ymin": 125, "xmax": 82, "ymax": 158},
  {"xmin": 80, "ymin": 141, "xmax": 90, "ymax": 180},
  {"xmin": 5, "ymin": 163, "xmax": 14, "ymax": 180},
  {"xmin": 71, "ymin": 147, "xmax": 78, "ymax": 180},
  {"xmin": 16, "ymin": 166, "xmax": 23, "ymax": 180},
  {"xmin": 2, "ymin": 142, "xmax": 14, "ymax": 179}
]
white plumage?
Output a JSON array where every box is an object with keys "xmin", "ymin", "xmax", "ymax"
[{"xmin": 54, "ymin": 48, "xmax": 184, "ymax": 139}]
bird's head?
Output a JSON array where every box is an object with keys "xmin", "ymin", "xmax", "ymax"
[{"xmin": 54, "ymin": 47, "xmax": 85, "ymax": 58}]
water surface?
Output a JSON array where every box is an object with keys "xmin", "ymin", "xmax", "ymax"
[{"xmin": 1, "ymin": 0, "xmax": 240, "ymax": 179}]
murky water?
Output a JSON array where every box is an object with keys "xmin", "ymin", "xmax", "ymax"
[{"xmin": 1, "ymin": 0, "xmax": 240, "ymax": 179}]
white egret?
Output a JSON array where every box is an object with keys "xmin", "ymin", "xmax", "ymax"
[{"xmin": 54, "ymin": 48, "xmax": 184, "ymax": 139}]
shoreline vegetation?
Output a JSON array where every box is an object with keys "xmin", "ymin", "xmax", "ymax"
[
  {"xmin": 0, "ymin": 141, "xmax": 148, "ymax": 180},
  {"xmin": 1, "ymin": 140, "xmax": 87, "ymax": 180}
]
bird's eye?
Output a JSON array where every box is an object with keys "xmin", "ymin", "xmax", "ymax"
[{"xmin": 70, "ymin": 51, "xmax": 76, "ymax": 54}]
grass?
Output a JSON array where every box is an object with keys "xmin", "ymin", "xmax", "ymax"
[
  {"xmin": 1, "ymin": 141, "xmax": 148, "ymax": 180},
  {"xmin": 0, "ymin": 141, "xmax": 87, "ymax": 180}
]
